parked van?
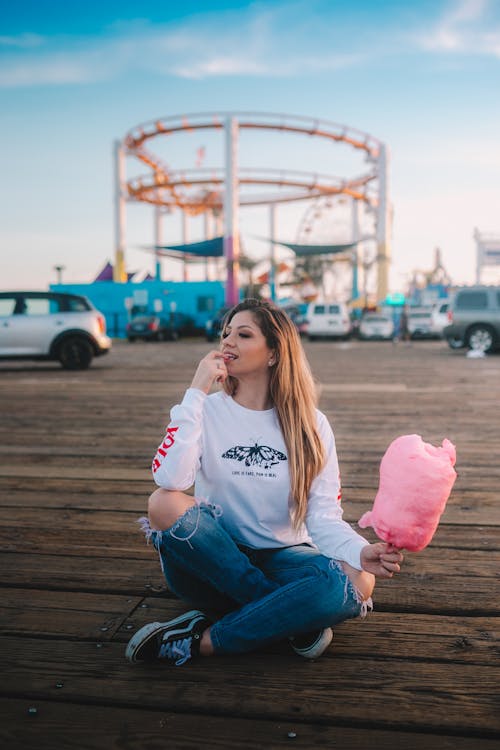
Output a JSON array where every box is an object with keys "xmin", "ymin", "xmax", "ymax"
[
  {"xmin": 443, "ymin": 285, "xmax": 500, "ymax": 352},
  {"xmin": 306, "ymin": 302, "xmax": 351, "ymax": 341}
]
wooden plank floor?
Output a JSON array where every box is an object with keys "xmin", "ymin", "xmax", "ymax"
[{"xmin": 1, "ymin": 338, "xmax": 499, "ymax": 749}]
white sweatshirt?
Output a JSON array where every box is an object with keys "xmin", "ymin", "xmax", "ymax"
[{"xmin": 152, "ymin": 388, "xmax": 368, "ymax": 570}]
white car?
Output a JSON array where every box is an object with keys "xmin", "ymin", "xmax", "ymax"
[
  {"xmin": 307, "ymin": 303, "xmax": 351, "ymax": 341},
  {"xmin": 407, "ymin": 308, "xmax": 435, "ymax": 339},
  {"xmin": 359, "ymin": 313, "xmax": 394, "ymax": 340},
  {"xmin": 430, "ymin": 300, "xmax": 449, "ymax": 338},
  {"xmin": 0, "ymin": 291, "xmax": 111, "ymax": 369}
]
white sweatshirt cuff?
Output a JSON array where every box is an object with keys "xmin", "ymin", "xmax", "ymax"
[
  {"xmin": 347, "ymin": 538, "xmax": 369, "ymax": 571},
  {"xmin": 181, "ymin": 387, "xmax": 207, "ymax": 408}
]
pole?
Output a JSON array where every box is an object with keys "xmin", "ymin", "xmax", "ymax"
[
  {"xmin": 214, "ymin": 211, "xmax": 224, "ymax": 282},
  {"xmin": 224, "ymin": 117, "xmax": 240, "ymax": 306},
  {"xmin": 54, "ymin": 265, "xmax": 65, "ymax": 285},
  {"xmin": 182, "ymin": 211, "xmax": 189, "ymax": 282},
  {"xmin": 269, "ymin": 204, "xmax": 277, "ymax": 302},
  {"xmin": 474, "ymin": 227, "xmax": 482, "ymax": 284},
  {"xmin": 376, "ymin": 143, "xmax": 390, "ymax": 301},
  {"xmin": 113, "ymin": 140, "xmax": 127, "ymax": 283},
  {"xmin": 204, "ymin": 211, "xmax": 213, "ymax": 282},
  {"xmin": 351, "ymin": 197, "xmax": 360, "ymax": 300},
  {"xmin": 154, "ymin": 205, "xmax": 163, "ymax": 281},
  {"xmin": 363, "ymin": 247, "xmax": 369, "ymax": 309}
]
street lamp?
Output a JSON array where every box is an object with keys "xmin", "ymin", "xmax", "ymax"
[{"xmin": 54, "ymin": 265, "xmax": 66, "ymax": 284}]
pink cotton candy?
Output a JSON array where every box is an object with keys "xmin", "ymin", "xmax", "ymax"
[{"xmin": 358, "ymin": 434, "xmax": 457, "ymax": 551}]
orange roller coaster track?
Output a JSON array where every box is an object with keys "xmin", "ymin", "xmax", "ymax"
[
  {"xmin": 125, "ymin": 111, "xmax": 381, "ymax": 155},
  {"xmin": 126, "ymin": 167, "xmax": 378, "ymax": 213},
  {"xmin": 121, "ymin": 112, "xmax": 381, "ymax": 212}
]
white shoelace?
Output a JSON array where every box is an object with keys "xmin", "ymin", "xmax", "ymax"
[{"xmin": 159, "ymin": 636, "xmax": 192, "ymax": 665}]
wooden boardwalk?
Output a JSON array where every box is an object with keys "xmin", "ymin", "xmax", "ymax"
[{"xmin": 1, "ymin": 338, "xmax": 499, "ymax": 749}]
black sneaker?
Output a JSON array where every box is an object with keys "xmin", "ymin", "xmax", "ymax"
[
  {"xmin": 290, "ymin": 627, "xmax": 333, "ymax": 659},
  {"xmin": 125, "ymin": 610, "xmax": 210, "ymax": 665}
]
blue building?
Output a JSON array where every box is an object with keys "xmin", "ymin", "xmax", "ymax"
[{"xmin": 50, "ymin": 279, "xmax": 225, "ymax": 338}]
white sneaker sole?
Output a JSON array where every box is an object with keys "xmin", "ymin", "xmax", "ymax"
[{"xmin": 291, "ymin": 627, "xmax": 334, "ymax": 659}]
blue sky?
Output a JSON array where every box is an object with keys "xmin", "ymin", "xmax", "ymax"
[{"xmin": 1, "ymin": 0, "xmax": 500, "ymax": 293}]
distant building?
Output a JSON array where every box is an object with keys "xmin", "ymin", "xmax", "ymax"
[{"xmin": 50, "ymin": 279, "xmax": 225, "ymax": 338}]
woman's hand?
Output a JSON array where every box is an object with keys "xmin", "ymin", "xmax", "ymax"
[
  {"xmin": 360, "ymin": 543, "xmax": 404, "ymax": 579},
  {"xmin": 190, "ymin": 351, "xmax": 228, "ymax": 394}
]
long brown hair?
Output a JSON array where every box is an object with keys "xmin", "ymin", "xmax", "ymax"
[{"xmin": 222, "ymin": 298, "xmax": 325, "ymax": 528}]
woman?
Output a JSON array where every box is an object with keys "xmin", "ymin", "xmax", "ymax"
[{"xmin": 126, "ymin": 298, "xmax": 403, "ymax": 666}]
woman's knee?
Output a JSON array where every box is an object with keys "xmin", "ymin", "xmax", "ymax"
[
  {"xmin": 148, "ymin": 488, "xmax": 195, "ymax": 530},
  {"xmin": 341, "ymin": 562, "xmax": 375, "ymax": 601}
]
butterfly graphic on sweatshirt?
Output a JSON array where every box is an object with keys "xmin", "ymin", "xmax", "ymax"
[{"xmin": 222, "ymin": 442, "xmax": 287, "ymax": 470}]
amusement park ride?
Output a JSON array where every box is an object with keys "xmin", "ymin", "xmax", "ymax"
[
  {"xmin": 113, "ymin": 112, "xmax": 391, "ymax": 306},
  {"xmin": 408, "ymin": 247, "xmax": 452, "ymax": 294}
]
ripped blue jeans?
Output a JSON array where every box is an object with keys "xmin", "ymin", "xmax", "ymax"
[{"xmin": 140, "ymin": 502, "xmax": 371, "ymax": 655}]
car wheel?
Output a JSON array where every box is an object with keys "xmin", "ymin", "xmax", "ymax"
[
  {"xmin": 466, "ymin": 325, "xmax": 495, "ymax": 353},
  {"xmin": 446, "ymin": 336, "xmax": 464, "ymax": 350},
  {"xmin": 58, "ymin": 337, "xmax": 93, "ymax": 370}
]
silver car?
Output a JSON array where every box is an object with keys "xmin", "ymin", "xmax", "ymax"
[
  {"xmin": 359, "ymin": 313, "xmax": 394, "ymax": 340},
  {"xmin": 407, "ymin": 308, "xmax": 436, "ymax": 339},
  {"xmin": 444, "ymin": 285, "xmax": 500, "ymax": 353},
  {"xmin": 0, "ymin": 291, "xmax": 111, "ymax": 369}
]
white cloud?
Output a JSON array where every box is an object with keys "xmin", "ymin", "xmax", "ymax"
[
  {"xmin": 173, "ymin": 52, "xmax": 363, "ymax": 79},
  {"xmin": 417, "ymin": 0, "xmax": 500, "ymax": 57},
  {"xmin": 0, "ymin": 32, "xmax": 44, "ymax": 48},
  {"xmin": 0, "ymin": 3, "xmax": 369, "ymax": 88},
  {"xmin": 174, "ymin": 57, "xmax": 269, "ymax": 79},
  {"xmin": 447, "ymin": 0, "xmax": 489, "ymax": 24},
  {"xmin": 0, "ymin": 42, "xmax": 134, "ymax": 87},
  {"xmin": 0, "ymin": 57, "xmax": 100, "ymax": 87},
  {"xmin": 0, "ymin": 0, "xmax": 499, "ymax": 89}
]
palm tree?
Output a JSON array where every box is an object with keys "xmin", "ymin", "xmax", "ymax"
[{"xmin": 238, "ymin": 252, "xmax": 264, "ymax": 298}]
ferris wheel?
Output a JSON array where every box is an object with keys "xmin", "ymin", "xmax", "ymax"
[{"xmin": 294, "ymin": 189, "xmax": 380, "ymax": 302}]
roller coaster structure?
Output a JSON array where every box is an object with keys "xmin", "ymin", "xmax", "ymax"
[{"xmin": 114, "ymin": 111, "xmax": 390, "ymax": 305}]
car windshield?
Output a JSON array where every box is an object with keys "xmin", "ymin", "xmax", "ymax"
[
  {"xmin": 364, "ymin": 316, "xmax": 388, "ymax": 323},
  {"xmin": 409, "ymin": 312, "xmax": 431, "ymax": 319}
]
